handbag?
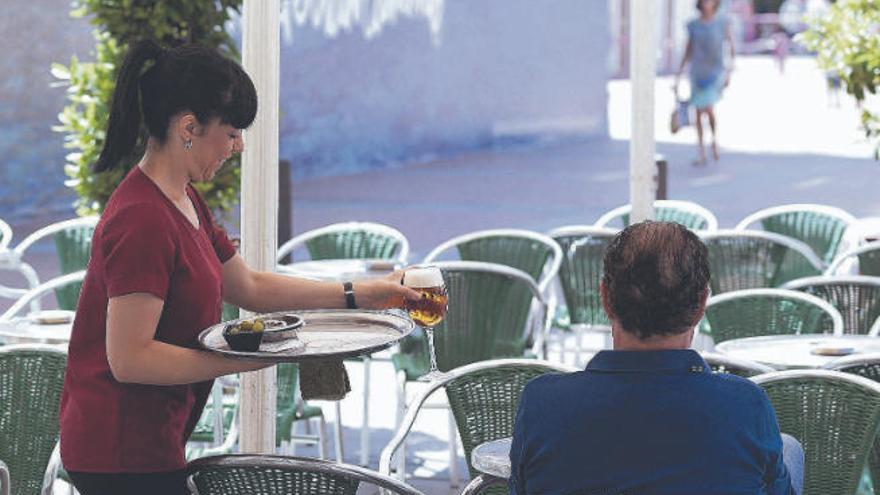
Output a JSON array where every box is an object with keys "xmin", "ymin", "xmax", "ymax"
[{"xmin": 670, "ymin": 98, "xmax": 690, "ymax": 134}]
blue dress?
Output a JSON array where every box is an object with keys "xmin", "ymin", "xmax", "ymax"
[{"xmin": 687, "ymin": 16, "xmax": 728, "ymax": 109}]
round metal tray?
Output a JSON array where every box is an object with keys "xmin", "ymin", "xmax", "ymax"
[{"xmin": 198, "ymin": 309, "xmax": 415, "ymax": 362}]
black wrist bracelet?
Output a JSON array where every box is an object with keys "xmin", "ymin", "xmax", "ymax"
[{"xmin": 343, "ymin": 281, "xmax": 357, "ymax": 309}]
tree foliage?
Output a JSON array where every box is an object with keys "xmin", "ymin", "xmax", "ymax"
[
  {"xmin": 53, "ymin": 0, "xmax": 242, "ymax": 217},
  {"xmin": 800, "ymin": 0, "xmax": 880, "ymax": 158}
]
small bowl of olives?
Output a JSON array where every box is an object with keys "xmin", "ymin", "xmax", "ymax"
[{"xmin": 223, "ymin": 318, "xmax": 265, "ymax": 352}]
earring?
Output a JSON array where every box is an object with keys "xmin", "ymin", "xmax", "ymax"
[{"xmin": 184, "ymin": 139, "xmax": 193, "ymax": 150}]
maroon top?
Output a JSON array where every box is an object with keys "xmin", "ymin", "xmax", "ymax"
[{"xmin": 60, "ymin": 166, "xmax": 237, "ymax": 473}]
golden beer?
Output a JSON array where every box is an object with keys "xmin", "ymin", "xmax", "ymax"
[
  {"xmin": 403, "ymin": 267, "xmax": 448, "ymax": 327},
  {"xmin": 405, "ymin": 286, "xmax": 448, "ymax": 327}
]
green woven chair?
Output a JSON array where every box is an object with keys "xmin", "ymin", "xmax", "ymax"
[
  {"xmin": 699, "ymin": 352, "xmax": 775, "ymax": 377},
  {"xmin": 783, "ymin": 276, "xmax": 880, "ymax": 335},
  {"xmin": 548, "ymin": 226, "xmax": 617, "ymax": 361},
  {"xmin": 187, "ymin": 366, "xmax": 333, "ymax": 461},
  {"xmin": 736, "ymin": 204, "xmax": 856, "ymax": 267},
  {"xmin": 276, "ymin": 221, "xmax": 409, "ymax": 264},
  {"xmin": 594, "ymin": 200, "xmax": 719, "ymax": 231},
  {"xmin": 423, "ymin": 229, "xmax": 563, "ymax": 359},
  {"xmin": 276, "ymin": 221, "xmax": 409, "ymax": 466},
  {"xmin": 703, "ymin": 288, "xmax": 844, "ymax": 345},
  {"xmin": 827, "ymin": 242, "xmax": 880, "ymax": 276},
  {"xmin": 824, "ymin": 352, "xmax": 880, "ymax": 490},
  {"xmin": 186, "ymin": 454, "xmax": 424, "ymax": 495},
  {"xmin": 11, "ymin": 217, "xmax": 97, "ymax": 311},
  {"xmin": 752, "ymin": 370, "xmax": 880, "ymax": 495},
  {"xmin": 700, "ymin": 230, "xmax": 824, "ymax": 295},
  {"xmin": 380, "ymin": 359, "xmax": 577, "ymax": 494},
  {"xmin": 390, "ymin": 262, "xmax": 547, "ymax": 487},
  {"xmin": 0, "ymin": 344, "xmax": 67, "ymax": 495}
]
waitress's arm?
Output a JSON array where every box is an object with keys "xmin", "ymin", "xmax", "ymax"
[
  {"xmin": 105, "ymin": 292, "xmax": 269, "ymax": 385},
  {"xmin": 220, "ymin": 254, "xmax": 419, "ymax": 313}
]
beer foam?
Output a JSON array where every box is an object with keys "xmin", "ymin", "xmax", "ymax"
[{"xmin": 404, "ymin": 267, "xmax": 444, "ymax": 288}]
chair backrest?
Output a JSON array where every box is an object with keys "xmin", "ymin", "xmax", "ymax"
[
  {"xmin": 276, "ymin": 222, "xmax": 409, "ymax": 264},
  {"xmin": 826, "ymin": 241, "xmax": 880, "ymax": 276},
  {"xmin": 704, "ymin": 288, "xmax": 844, "ymax": 344},
  {"xmin": 378, "ymin": 359, "xmax": 577, "ymax": 483},
  {"xmin": 0, "ymin": 219, "xmax": 11, "ymax": 250},
  {"xmin": 14, "ymin": 217, "xmax": 98, "ymax": 311},
  {"xmin": 699, "ymin": 352, "xmax": 775, "ymax": 377},
  {"xmin": 700, "ymin": 230, "xmax": 824, "ymax": 294},
  {"xmin": 782, "ymin": 276, "xmax": 880, "ymax": 335},
  {"xmin": 752, "ymin": 370, "xmax": 880, "ymax": 495},
  {"xmin": 0, "ymin": 271, "xmax": 86, "ymax": 321},
  {"xmin": 187, "ymin": 454, "xmax": 424, "ymax": 495},
  {"xmin": 0, "ymin": 344, "xmax": 67, "ymax": 495},
  {"xmin": 0, "ymin": 271, "xmax": 86, "ymax": 323},
  {"xmin": 423, "ymin": 229, "xmax": 563, "ymax": 293},
  {"xmin": 735, "ymin": 204, "xmax": 855, "ymax": 266},
  {"xmin": 594, "ymin": 200, "xmax": 719, "ymax": 231},
  {"xmin": 547, "ymin": 226, "xmax": 618, "ymax": 328},
  {"xmin": 428, "ymin": 262, "xmax": 545, "ymax": 371}
]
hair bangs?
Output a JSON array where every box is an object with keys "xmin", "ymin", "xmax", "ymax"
[{"xmin": 220, "ymin": 66, "xmax": 257, "ymax": 130}]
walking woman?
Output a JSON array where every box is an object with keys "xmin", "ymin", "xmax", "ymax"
[
  {"xmin": 675, "ymin": 0, "xmax": 736, "ymax": 165},
  {"xmin": 58, "ymin": 40, "xmax": 418, "ymax": 495}
]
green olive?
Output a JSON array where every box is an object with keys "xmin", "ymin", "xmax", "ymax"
[{"xmin": 252, "ymin": 320, "xmax": 265, "ymax": 332}]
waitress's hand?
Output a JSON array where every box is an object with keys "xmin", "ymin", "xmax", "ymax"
[{"xmin": 352, "ymin": 270, "xmax": 421, "ymax": 310}]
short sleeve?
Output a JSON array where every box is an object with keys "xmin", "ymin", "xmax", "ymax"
[
  {"xmin": 101, "ymin": 204, "xmax": 177, "ymax": 300},
  {"xmin": 189, "ymin": 187, "xmax": 236, "ymax": 263}
]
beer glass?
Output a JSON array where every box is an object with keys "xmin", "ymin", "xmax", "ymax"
[{"xmin": 403, "ymin": 266, "xmax": 448, "ymax": 381}]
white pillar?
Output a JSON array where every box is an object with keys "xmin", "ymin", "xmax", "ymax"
[
  {"xmin": 629, "ymin": 0, "xmax": 657, "ymax": 223},
  {"xmin": 240, "ymin": 0, "xmax": 280, "ymax": 453}
]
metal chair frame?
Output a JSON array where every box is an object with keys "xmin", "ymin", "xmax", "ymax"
[
  {"xmin": 0, "ymin": 459, "xmax": 8, "ymax": 495},
  {"xmin": 0, "ymin": 271, "xmax": 86, "ymax": 322},
  {"xmin": 822, "ymin": 352, "xmax": 880, "ymax": 372},
  {"xmin": 276, "ymin": 221, "xmax": 409, "ymax": 265},
  {"xmin": 782, "ymin": 275, "xmax": 880, "ymax": 335},
  {"xmin": 459, "ymin": 474, "xmax": 508, "ymax": 495},
  {"xmin": 751, "ymin": 369, "xmax": 880, "ymax": 495},
  {"xmin": 826, "ymin": 241, "xmax": 880, "ymax": 275},
  {"xmin": 735, "ymin": 204, "xmax": 856, "ymax": 265},
  {"xmin": 186, "ymin": 454, "xmax": 424, "ymax": 495},
  {"xmin": 594, "ymin": 200, "xmax": 719, "ymax": 231},
  {"xmin": 381, "ymin": 359, "xmax": 577, "ymax": 484},
  {"xmin": 392, "ymin": 262, "xmax": 548, "ymax": 487},
  {"xmin": 0, "ymin": 217, "xmax": 98, "ymax": 313},
  {"xmin": 0, "ymin": 219, "xmax": 11, "ymax": 250},
  {"xmin": 705, "ymin": 288, "xmax": 845, "ymax": 341},
  {"xmin": 699, "ymin": 351, "xmax": 776, "ymax": 377}
]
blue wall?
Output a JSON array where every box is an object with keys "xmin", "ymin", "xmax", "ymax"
[{"xmin": 0, "ymin": 0, "xmax": 610, "ymax": 225}]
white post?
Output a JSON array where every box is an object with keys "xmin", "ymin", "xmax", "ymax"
[
  {"xmin": 629, "ymin": 0, "xmax": 657, "ymax": 223},
  {"xmin": 240, "ymin": 0, "xmax": 280, "ymax": 453}
]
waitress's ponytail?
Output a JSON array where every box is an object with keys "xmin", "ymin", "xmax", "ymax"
[{"xmin": 93, "ymin": 40, "xmax": 165, "ymax": 173}]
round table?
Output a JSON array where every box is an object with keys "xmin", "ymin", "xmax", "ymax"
[
  {"xmin": 0, "ymin": 318, "xmax": 72, "ymax": 344},
  {"xmin": 471, "ymin": 437, "xmax": 512, "ymax": 479},
  {"xmin": 276, "ymin": 259, "xmax": 400, "ymax": 282},
  {"xmin": 715, "ymin": 334, "xmax": 880, "ymax": 369}
]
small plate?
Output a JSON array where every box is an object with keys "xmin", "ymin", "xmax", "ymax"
[
  {"xmin": 810, "ymin": 343, "xmax": 856, "ymax": 356},
  {"xmin": 27, "ymin": 310, "xmax": 75, "ymax": 325},
  {"xmin": 261, "ymin": 314, "xmax": 305, "ymax": 342}
]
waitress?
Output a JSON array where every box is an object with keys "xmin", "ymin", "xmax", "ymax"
[{"xmin": 59, "ymin": 39, "xmax": 418, "ymax": 495}]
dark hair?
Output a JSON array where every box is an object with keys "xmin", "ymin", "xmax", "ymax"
[
  {"xmin": 94, "ymin": 39, "xmax": 257, "ymax": 173},
  {"xmin": 696, "ymin": 0, "xmax": 719, "ymax": 14},
  {"xmin": 602, "ymin": 221, "xmax": 710, "ymax": 339}
]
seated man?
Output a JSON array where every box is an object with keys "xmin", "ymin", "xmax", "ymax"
[{"xmin": 509, "ymin": 221, "xmax": 803, "ymax": 495}]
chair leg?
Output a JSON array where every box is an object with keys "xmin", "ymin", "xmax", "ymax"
[
  {"xmin": 318, "ymin": 416, "xmax": 328, "ymax": 460},
  {"xmin": 360, "ymin": 356, "xmax": 371, "ymax": 467},
  {"xmin": 395, "ymin": 372, "xmax": 408, "ymax": 480},
  {"xmin": 448, "ymin": 410, "xmax": 460, "ymax": 489},
  {"xmin": 333, "ymin": 401, "xmax": 344, "ymax": 462}
]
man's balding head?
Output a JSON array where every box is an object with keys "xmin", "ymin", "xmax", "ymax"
[{"xmin": 602, "ymin": 221, "xmax": 710, "ymax": 340}]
